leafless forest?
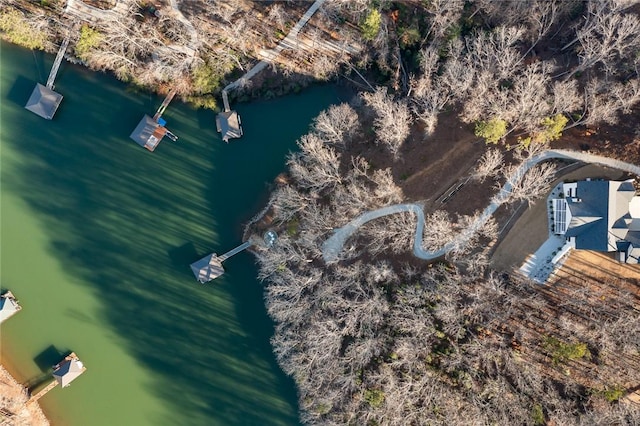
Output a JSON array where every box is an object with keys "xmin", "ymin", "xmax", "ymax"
[
  {"xmin": 2, "ymin": 0, "xmax": 639, "ymax": 128},
  {"xmin": 255, "ymin": 96, "xmax": 640, "ymax": 423},
  {"xmin": 251, "ymin": 1, "xmax": 640, "ymax": 424}
]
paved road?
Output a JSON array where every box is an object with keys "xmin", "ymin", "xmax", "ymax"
[{"xmin": 322, "ymin": 149, "xmax": 640, "ymax": 263}]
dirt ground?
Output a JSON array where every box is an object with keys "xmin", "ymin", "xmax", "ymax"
[
  {"xmin": 490, "ymin": 164, "xmax": 630, "ymax": 272},
  {"xmin": 399, "ymin": 116, "xmax": 484, "ymax": 202},
  {"xmin": 551, "ymin": 106, "xmax": 640, "ymax": 165},
  {"xmin": 0, "ymin": 365, "xmax": 49, "ymax": 426},
  {"xmin": 344, "ymin": 110, "xmax": 486, "ymax": 206}
]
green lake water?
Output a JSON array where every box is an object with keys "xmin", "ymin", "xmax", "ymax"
[{"xmin": 0, "ymin": 41, "xmax": 340, "ymax": 425}]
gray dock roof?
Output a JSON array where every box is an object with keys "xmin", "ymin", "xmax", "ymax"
[
  {"xmin": 190, "ymin": 253, "xmax": 225, "ymax": 283},
  {"xmin": 24, "ymin": 83, "xmax": 63, "ymax": 120},
  {"xmin": 216, "ymin": 111, "xmax": 243, "ymax": 142}
]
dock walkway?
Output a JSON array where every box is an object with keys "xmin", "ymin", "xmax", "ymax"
[
  {"xmin": 153, "ymin": 89, "xmax": 177, "ymax": 121},
  {"xmin": 46, "ymin": 36, "xmax": 70, "ymax": 89},
  {"xmin": 221, "ymin": 0, "xmax": 326, "ymax": 100},
  {"xmin": 27, "ymin": 381, "xmax": 57, "ymax": 405},
  {"xmin": 219, "ymin": 241, "xmax": 251, "ymax": 262}
]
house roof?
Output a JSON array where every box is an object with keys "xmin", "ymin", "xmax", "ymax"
[
  {"xmin": 190, "ymin": 254, "xmax": 225, "ymax": 283},
  {"xmin": 0, "ymin": 296, "xmax": 20, "ymax": 323},
  {"xmin": 24, "ymin": 83, "xmax": 63, "ymax": 120},
  {"xmin": 53, "ymin": 358, "xmax": 86, "ymax": 387},
  {"xmin": 564, "ymin": 179, "xmax": 640, "ymax": 256},
  {"xmin": 216, "ymin": 111, "xmax": 243, "ymax": 142},
  {"xmin": 565, "ymin": 180, "xmax": 609, "ymax": 250}
]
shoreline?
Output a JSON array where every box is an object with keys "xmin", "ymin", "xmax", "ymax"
[{"xmin": 0, "ymin": 361, "xmax": 49, "ymax": 426}]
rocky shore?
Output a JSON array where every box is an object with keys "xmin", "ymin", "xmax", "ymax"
[{"xmin": 0, "ymin": 365, "xmax": 48, "ymax": 426}]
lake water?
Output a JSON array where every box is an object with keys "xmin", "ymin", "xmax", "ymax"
[{"xmin": 0, "ymin": 41, "xmax": 340, "ymax": 425}]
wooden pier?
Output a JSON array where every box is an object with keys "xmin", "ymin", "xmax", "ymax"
[
  {"xmin": 153, "ymin": 89, "xmax": 177, "ymax": 121},
  {"xmin": 24, "ymin": 35, "xmax": 70, "ymax": 120},
  {"xmin": 46, "ymin": 36, "xmax": 70, "ymax": 90},
  {"xmin": 130, "ymin": 89, "xmax": 179, "ymax": 151},
  {"xmin": 26, "ymin": 381, "xmax": 58, "ymax": 405},
  {"xmin": 219, "ymin": 241, "xmax": 252, "ymax": 261},
  {"xmin": 190, "ymin": 241, "xmax": 252, "ymax": 283}
]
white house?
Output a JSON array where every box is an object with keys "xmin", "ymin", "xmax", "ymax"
[{"xmin": 551, "ymin": 179, "xmax": 639, "ymax": 264}]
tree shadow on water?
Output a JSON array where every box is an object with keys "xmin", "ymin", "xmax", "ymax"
[
  {"xmin": 7, "ymin": 76, "xmax": 37, "ymax": 107},
  {"xmin": 1, "ymin": 69, "xmax": 343, "ymax": 426},
  {"xmin": 33, "ymin": 345, "xmax": 67, "ymax": 373},
  {"xmin": 168, "ymin": 242, "xmax": 199, "ymax": 268}
]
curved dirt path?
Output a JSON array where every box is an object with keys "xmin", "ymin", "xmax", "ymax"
[{"xmin": 322, "ymin": 149, "xmax": 640, "ymax": 263}]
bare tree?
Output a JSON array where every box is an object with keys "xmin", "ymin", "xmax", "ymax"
[
  {"xmin": 565, "ymin": 0, "xmax": 640, "ymax": 79},
  {"xmin": 503, "ymin": 161, "xmax": 557, "ymax": 206},
  {"xmin": 361, "ymin": 87, "xmax": 412, "ymax": 159},
  {"xmin": 271, "ymin": 185, "xmax": 312, "ymax": 223},
  {"xmin": 565, "ymin": 78, "xmax": 640, "ymax": 129},
  {"xmin": 422, "ymin": 210, "xmax": 456, "ymax": 251},
  {"xmin": 287, "ymin": 133, "xmax": 343, "ymax": 191},
  {"xmin": 472, "ymin": 148, "xmax": 504, "ymax": 182},
  {"xmin": 312, "ymin": 103, "xmax": 360, "ymax": 147},
  {"xmin": 423, "ymin": 0, "xmax": 464, "ymax": 41}
]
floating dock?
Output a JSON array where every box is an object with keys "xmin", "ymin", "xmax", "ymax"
[
  {"xmin": 216, "ymin": 90, "xmax": 243, "ymax": 143},
  {"xmin": 25, "ymin": 36, "xmax": 69, "ymax": 120},
  {"xmin": 130, "ymin": 89, "xmax": 178, "ymax": 151},
  {"xmin": 191, "ymin": 241, "xmax": 252, "ymax": 283},
  {"xmin": 0, "ymin": 291, "xmax": 22, "ymax": 324}
]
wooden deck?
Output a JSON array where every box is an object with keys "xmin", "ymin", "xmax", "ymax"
[
  {"xmin": 145, "ymin": 126, "xmax": 167, "ymax": 151},
  {"xmin": 191, "ymin": 241, "xmax": 252, "ymax": 283},
  {"xmin": 153, "ymin": 89, "xmax": 177, "ymax": 121},
  {"xmin": 46, "ymin": 36, "xmax": 70, "ymax": 90},
  {"xmin": 27, "ymin": 381, "xmax": 57, "ymax": 405}
]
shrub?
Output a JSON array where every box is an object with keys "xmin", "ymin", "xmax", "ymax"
[
  {"xmin": 601, "ymin": 385, "xmax": 625, "ymax": 402},
  {"xmin": 399, "ymin": 26, "xmax": 420, "ymax": 48},
  {"xmin": 543, "ymin": 336, "xmax": 589, "ymax": 364},
  {"xmin": 532, "ymin": 114, "xmax": 569, "ymax": 143},
  {"xmin": 531, "ymin": 403, "xmax": 545, "ymax": 425},
  {"xmin": 185, "ymin": 94, "xmax": 217, "ymax": 110},
  {"xmin": 475, "ymin": 118, "xmax": 508, "ymax": 144},
  {"xmin": 192, "ymin": 63, "xmax": 222, "ymax": 94},
  {"xmin": 360, "ymin": 10, "xmax": 381, "ymax": 41},
  {"xmin": 0, "ymin": 9, "xmax": 46, "ymax": 50},
  {"xmin": 364, "ymin": 389, "xmax": 385, "ymax": 408},
  {"xmin": 75, "ymin": 25, "xmax": 103, "ymax": 61}
]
